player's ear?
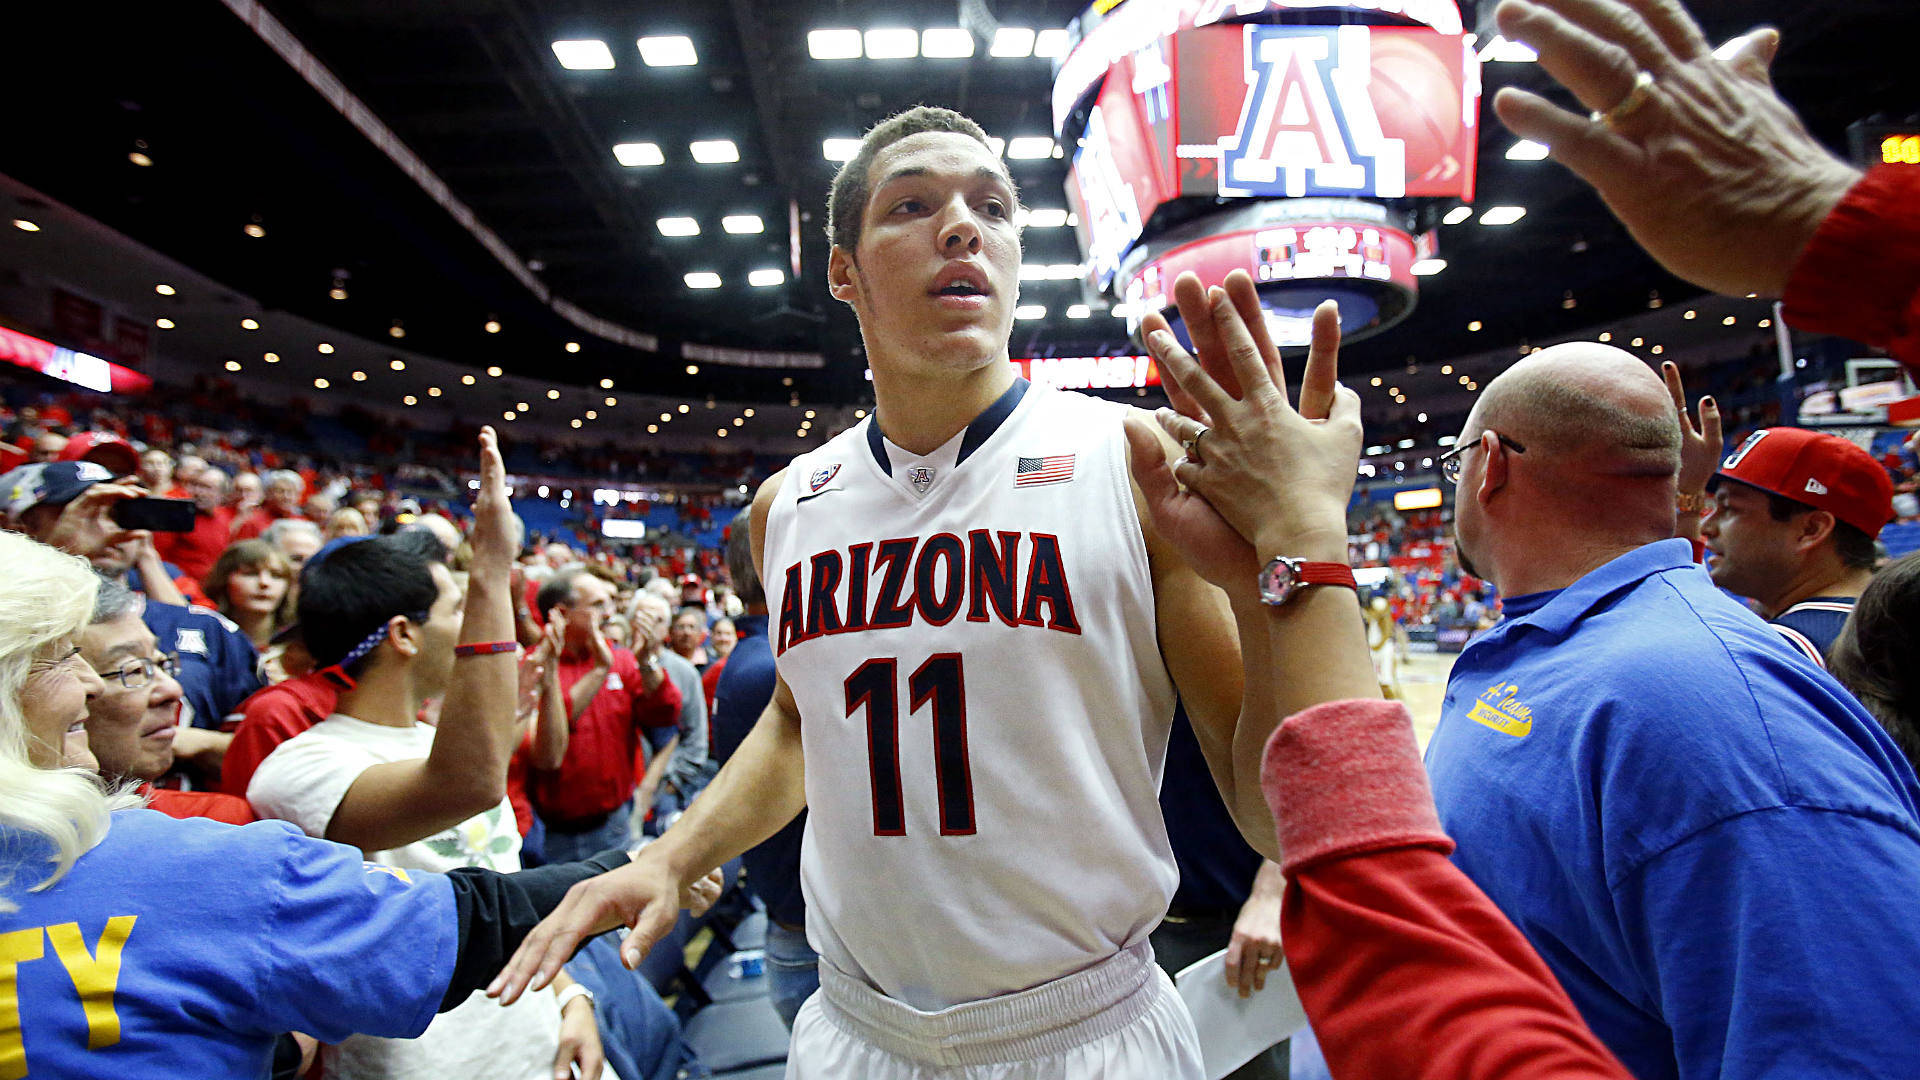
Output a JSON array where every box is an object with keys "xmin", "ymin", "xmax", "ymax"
[{"xmin": 827, "ymin": 246, "xmax": 859, "ymax": 306}]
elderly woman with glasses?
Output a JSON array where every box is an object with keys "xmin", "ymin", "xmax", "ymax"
[{"xmin": 0, "ymin": 429, "xmax": 717, "ymax": 1078}]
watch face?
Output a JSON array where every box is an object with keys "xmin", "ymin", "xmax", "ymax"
[{"xmin": 1260, "ymin": 558, "xmax": 1299, "ymax": 605}]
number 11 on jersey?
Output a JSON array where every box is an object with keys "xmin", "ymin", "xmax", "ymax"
[{"xmin": 844, "ymin": 654, "xmax": 975, "ymax": 836}]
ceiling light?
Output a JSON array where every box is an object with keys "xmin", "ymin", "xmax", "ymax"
[
  {"xmin": 797, "ymin": 429, "xmax": 808, "ymax": 437},
  {"xmin": 462, "ymin": 374, "xmax": 476, "ymax": 385},
  {"xmin": 723, "ymin": 214, "xmax": 764, "ymax": 234},
  {"xmin": 1006, "ymin": 136, "xmax": 1054, "ymax": 159},
  {"xmin": 389, "ymin": 323, "xmax": 405, "ymax": 339},
  {"xmin": 733, "ymin": 417, "xmax": 744, "ymax": 426},
  {"xmin": 1066, "ymin": 304, "xmax": 1090, "ymax": 319},
  {"xmin": 484, "ymin": 319, "xmax": 501, "ymax": 334},
  {"xmin": 1631, "ymin": 337, "xmax": 1645, "ymax": 347},
  {"xmin": 585, "ymin": 409, "xmax": 596, "ymax": 419},
  {"xmin": 153, "ymin": 284, "xmax": 175, "ymax": 296},
  {"xmin": 600, "ymin": 378, "xmax": 614, "ymax": 389},
  {"xmin": 547, "ymin": 389, "xmax": 561, "ymax": 399},
  {"xmin": 1722, "ymin": 316, "xmax": 1737, "ymax": 326},
  {"xmin": 329, "ymin": 286, "xmax": 349, "ymax": 300},
  {"xmin": 921, "ymin": 28, "xmax": 974, "ymax": 58},
  {"xmin": 1684, "ymin": 309, "xmax": 1697, "ymax": 320},
  {"xmin": 1467, "ymin": 320, "xmax": 1483, "ymax": 331},
  {"xmin": 685, "ymin": 365, "xmax": 699, "ymax": 375},
  {"xmin": 571, "ymin": 419, "xmax": 583, "ymax": 429},
  {"xmin": 637, "ymin": 35, "xmax": 697, "ymax": 67},
  {"xmin": 224, "ymin": 360, "xmax": 242, "ymax": 372},
  {"xmin": 314, "ymin": 378, "xmax": 329, "ymax": 389},
  {"xmin": 1389, "ymin": 387, "xmax": 1400, "ymax": 395},
  {"xmin": 1478, "ymin": 206, "xmax": 1527, "ymax": 226},
  {"xmin": 606, "ymin": 396, "xmax": 617, "ymax": 406},
  {"xmin": 648, "ymin": 424, "xmax": 659, "ymax": 434},
  {"xmin": 1651, "ymin": 345, "xmax": 1664, "ymax": 354},
  {"xmin": 660, "ymin": 412, "xmax": 671, "ymax": 421},
  {"xmin": 1411, "ymin": 258, "xmax": 1447, "ymax": 276},
  {"xmin": 804, "ymin": 409, "xmax": 816, "ymax": 418},
  {"xmin": 744, "ymin": 408, "xmax": 754, "ymax": 417},
  {"xmin": 1505, "ymin": 140, "xmax": 1550, "ymax": 160},
  {"xmin": 613, "ymin": 142, "xmax": 664, "ymax": 167},
  {"xmin": 1477, "ymin": 35, "xmax": 1539, "ymax": 63},
  {"xmin": 1442, "ymin": 206, "xmax": 1473, "ymax": 226},
  {"xmin": 990, "ymin": 26, "xmax": 1035, "ymax": 57},
  {"xmin": 428, "ymin": 387, "xmax": 441, "ymax": 397},
  {"xmin": 1418, "ymin": 413, "xmax": 1428, "ymax": 423},
  {"xmin": 1014, "ymin": 305, "xmax": 1046, "ymax": 320},
  {"xmin": 748, "ymin": 268, "xmax": 785, "ymax": 287},
  {"xmin": 1370, "ymin": 377, "xmax": 1382, "ymax": 386},
  {"xmin": 154, "ymin": 318, "xmax": 175, "ymax": 330},
  {"xmin": 717, "ymin": 428, "xmax": 729, "ymax": 437},
  {"xmin": 565, "ymin": 341, "xmax": 581, "ymax": 353},
  {"xmin": 403, "ymin": 395, "xmax": 418, "ymax": 406},
  {"xmin": 552, "ymin": 39, "xmax": 616, "ymax": 70},
  {"xmin": 679, "ymin": 404, "xmax": 690, "ymax": 413},
  {"xmin": 313, "ymin": 342, "xmax": 332, "ymax": 354},
  {"xmin": 864, "ymin": 28, "xmax": 918, "ymax": 59},
  {"xmin": 690, "ymin": 140, "xmax": 738, "ymax": 163},
  {"xmin": 390, "ymin": 359, "xmax": 406, "ymax": 371},
  {"xmin": 1440, "ymin": 365, "xmax": 1453, "ymax": 374},
  {"xmin": 352, "ymin": 370, "xmax": 368, "ymax": 381},
  {"xmin": 1459, "ymin": 375, "xmax": 1471, "ymax": 384},
  {"xmin": 128, "ymin": 152, "xmax": 153, "ymax": 167},
  {"xmin": 503, "ymin": 411, "xmax": 516, "ymax": 421},
  {"xmin": 808, "ymin": 28, "xmax": 861, "ymax": 60},
  {"xmin": 517, "ymin": 402, "xmax": 530, "ymax": 411},
  {"xmin": 264, "ymin": 352, "xmax": 280, "ymax": 363},
  {"xmin": 11, "ymin": 219, "xmax": 40, "ymax": 232},
  {"xmin": 1598, "ymin": 332, "xmax": 1612, "ymax": 343},
  {"xmin": 855, "ymin": 409, "xmax": 867, "ymax": 418},
  {"xmin": 244, "ymin": 223, "xmax": 266, "ymax": 238},
  {"xmin": 1033, "ymin": 29, "xmax": 1069, "ymax": 58},
  {"xmin": 241, "ymin": 318, "xmax": 259, "ymax": 330},
  {"xmin": 823, "ymin": 138, "xmax": 861, "ymax": 162},
  {"xmin": 1759, "ymin": 318, "xmax": 1772, "ymax": 328},
  {"xmin": 486, "ymin": 366, "xmax": 502, "ymax": 377},
  {"xmin": 684, "ymin": 272, "xmax": 722, "ymax": 289},
  {"xmin": 657, "ymin": 217, "xmax": 701, "ymax": 237}
]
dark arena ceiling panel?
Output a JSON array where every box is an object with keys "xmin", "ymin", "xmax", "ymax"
[{"xmin": 2, "ymin": 1, "xmax": 1915, "ymax": 410}]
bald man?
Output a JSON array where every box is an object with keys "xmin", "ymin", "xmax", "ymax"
[{"xmin": 1425, "ymin": 343, "xmax": 1920, "ymax": 1080}]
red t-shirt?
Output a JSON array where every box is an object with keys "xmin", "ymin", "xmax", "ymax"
[
  {"xmin": 155, "ymin": 505, "xmax": 235, "ymax": 582},
  {"xmin": 233, "ymin": 505, "xmax": 305, "ymax": 542},
  {"xmin": 219, "ymin": 671, "xmax": 339, "ymax": 799},
  {"xmin": 528, "ymin": 647, "xmax": 680, "ymax": 824},
  {"xmin": 701, "ymin": 654, "xmax": 728, "ymax": 714},
  {"xmin": 141, "ymin": 784, "xmax": 257, "ymax": 826}
]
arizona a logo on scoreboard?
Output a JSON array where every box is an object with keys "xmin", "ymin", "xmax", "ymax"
[{"xmin": 1219, "ymin": 25, "xmax": 1405, "ymax": 199}]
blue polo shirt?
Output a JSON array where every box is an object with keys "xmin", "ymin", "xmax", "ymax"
[
  {"xmin": 2, "ymin": 810, "xmax": 456, "ymax": 1078},
  {"xmin": 1427, "ymin": 539, "xmax": 1920, "ymax": 1080}
]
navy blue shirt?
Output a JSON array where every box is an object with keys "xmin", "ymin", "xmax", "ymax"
[
  {"xmin": 142, "ymin": 602, "xmax": 264, "ymax": 730},
  {"xmin": 709, "ymin": 614, "xmax": 806, "ymax": 927},
  {"xmin": 1158, "ymin": 704, "xmax": 1261, "ymax": 914},
  {"xmin": 1427, "ymin": 540, "xmax": 1920, "ymax": 1080},
  {"xmin": 1768, "ymin": 596, "xmax": 1856, "ymax": 668}
]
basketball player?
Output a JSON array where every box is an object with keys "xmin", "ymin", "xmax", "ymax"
[
  {"xmin": 492, "ymin": 107, "xmax": 1346, "ymax": 1077},
  {"xmin": 1364, "ymin": 595, "xmax": 1404, "ymax": 700}
]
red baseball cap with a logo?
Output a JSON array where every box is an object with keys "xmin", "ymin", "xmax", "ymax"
[{"xmin": 1712, "ymin": 427, "xmax": 1895, "ymax": 538}]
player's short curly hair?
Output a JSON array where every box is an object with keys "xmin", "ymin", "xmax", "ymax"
[{"xmin": 826, "ymin": 106, "xmax": 1014, "ymax": 255}]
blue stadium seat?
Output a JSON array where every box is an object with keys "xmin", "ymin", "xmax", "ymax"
[
  {"xmin": 682, "ymin": 997, "xmax": 792, "ymax": 1073},
  {"xmin": 1883, "ymin": 521, "xmax": 1920, "ymax": 558}
]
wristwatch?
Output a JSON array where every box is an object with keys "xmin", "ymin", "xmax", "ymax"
[
  {"xmin": 1257, "ymin": 556, "xmax": 1358, "ymax": 606},
  {"xmin": 1675, "ymin": 491, "xmax": 1708, "ymax": 515},
  {"xmin": 555, "ymin": 982, "xmax": 595, "ymax": 1013}
]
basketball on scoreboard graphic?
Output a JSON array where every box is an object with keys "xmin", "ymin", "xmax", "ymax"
[{"xmin": 1054, "ymin": 1, "xmax": 1481, "ymax": 346}]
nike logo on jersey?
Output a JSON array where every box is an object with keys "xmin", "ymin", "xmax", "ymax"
[{"xmin": 776, "ymin": 530, "xmax": 1081, "ymax": 655}]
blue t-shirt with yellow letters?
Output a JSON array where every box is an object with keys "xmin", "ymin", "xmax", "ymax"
[
  {"xmin": 1427, "ymin": 539, "xmax": 1920, "ymax": 1080},
  {"xmin": 1, "ymin": 809, "xmax": 456, "ymax": 1078}
]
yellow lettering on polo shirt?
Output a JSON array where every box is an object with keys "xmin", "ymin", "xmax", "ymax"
[
  {"xmin": 1468, "ymin": 681, "xmax": 1535, "ymax": 737},
  {"xmin": 0, "ymin": 927, "xmax": 46, "ymax": 1080},
  {"xmin": 47, "ymin": 917, "xmax": 137, "ymax": 1050}
]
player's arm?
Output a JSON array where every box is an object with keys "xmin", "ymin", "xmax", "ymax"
[
  {"xmin": 486, "ymin": 469, "xmax": 808, "ymax": 1005},
  {"xmin": 320, "ymin": 429, "xmax": 522, "ymax": 852}
]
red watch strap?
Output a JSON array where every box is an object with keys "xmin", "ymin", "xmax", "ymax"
[{"xmin": 1294, "ymin": 562, "xmax": 1358, "ymax": 589}]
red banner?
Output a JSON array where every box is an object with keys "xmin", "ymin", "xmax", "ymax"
[{"xmin": 0, "ymin": 325, "xmax": 153, "ymax": 394}]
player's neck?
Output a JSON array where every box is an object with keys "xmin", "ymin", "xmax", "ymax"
[{"xmin": 870, "ymin": 360, "xmax": 1015, "ymax": 456}]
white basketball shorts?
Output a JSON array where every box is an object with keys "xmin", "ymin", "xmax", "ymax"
[{"xmin": 785, "ymin": 942, "xmax": 1204, "ymax": 1079}]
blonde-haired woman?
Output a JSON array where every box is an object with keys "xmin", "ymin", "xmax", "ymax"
[{"xmin": 0, "ymin": 430, "xmax": 713, "ymax": 1077}]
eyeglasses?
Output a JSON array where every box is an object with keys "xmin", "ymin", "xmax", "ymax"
[
  {"xmin": 97, "ymin": 653, "xmax": 181, "ymax": 691},
  {"xmin": 1439, "ymin": 433, "xmax": 1527, "ymax": 485},
  {"xmin": 29, "ymin": 645, "xmax": 84, "ymax": 675}
]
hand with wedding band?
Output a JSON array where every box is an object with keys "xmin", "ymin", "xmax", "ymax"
[{"xmin": 1490, "ymin": 0, "xmax": 1861, "ymax": 298}]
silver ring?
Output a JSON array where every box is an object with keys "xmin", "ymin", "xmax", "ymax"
[
  {"xmin": 1182, "ymin": 426, "xmax": 1209, "ymax": 465},
  {"xmin": 1591, "ymin": 70, "xmax": 1655, "ymax": 127}
]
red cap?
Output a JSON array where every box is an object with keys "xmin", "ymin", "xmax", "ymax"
[
  {"xmin": 1713, "ymin": 427, "xmax": 1895, "ymax": 538},
  {"xmin": 57, "ymin": 432, "xmax": 141, "ymax": 478}
]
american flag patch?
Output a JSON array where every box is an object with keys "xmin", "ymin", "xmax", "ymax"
[{"xmin": 1015, "ymin": 454, "xmax": 1075, "ymax": 487}]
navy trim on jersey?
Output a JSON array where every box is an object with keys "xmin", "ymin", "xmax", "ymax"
[{"xmin": 866, "ymin": 377, "xmax": 1031, "ymax": 477}]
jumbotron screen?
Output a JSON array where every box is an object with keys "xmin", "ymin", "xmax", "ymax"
[{"xmin": 1063, "ymin": 20, "xmax": 1479, "ymax": 291}]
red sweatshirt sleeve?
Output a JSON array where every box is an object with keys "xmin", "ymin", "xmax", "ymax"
[
  {"xmin": 1783, "ymin": 164, "xmax": 1920, "ymax": 375},
  {"xmin": 1263, "ymin": 700, "xmax": 1631, "ymax": 1080},
  {"xmin": 637, "ymin": 666, "xmax": 683, "ymax": 731}
]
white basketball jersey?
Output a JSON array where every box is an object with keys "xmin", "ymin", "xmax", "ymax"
[{"xmin": 763, "ymin": 379, "xmax": 1180, "ymax": 1011}]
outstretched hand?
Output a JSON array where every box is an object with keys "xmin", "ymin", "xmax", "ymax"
[
  {"xmin": 1490, "ymin": 0, "xmax": 1859, "ymax": 297},
  {"xmin": 1663, "ymin": 361, "xmax": 1722, "ymax": 498}
]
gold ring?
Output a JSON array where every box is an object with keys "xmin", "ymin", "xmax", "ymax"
[{"xmin": 1591, "ymin": 70, "xmax": 1655, "ymax": 127}]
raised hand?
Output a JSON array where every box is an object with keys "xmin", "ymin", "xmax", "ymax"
[
  {"xmin": 469, "ymin": 427, "xmax": 515, "ymax": 570},
  {"xmin": 1489, "ymin": 0, "xmax": 1860, "ymax": 297},
  {"xmin": 1663, "ymin": 361, "xmax": 1723, "ymax": 499},
  {"xmin": 43, "ymin": 483, "xmax": 144, "ymax": 558}
]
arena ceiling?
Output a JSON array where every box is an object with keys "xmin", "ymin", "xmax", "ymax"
[{"xmin": 3, "ymin": 1, "xmax": 1915, "ymax": 415}]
